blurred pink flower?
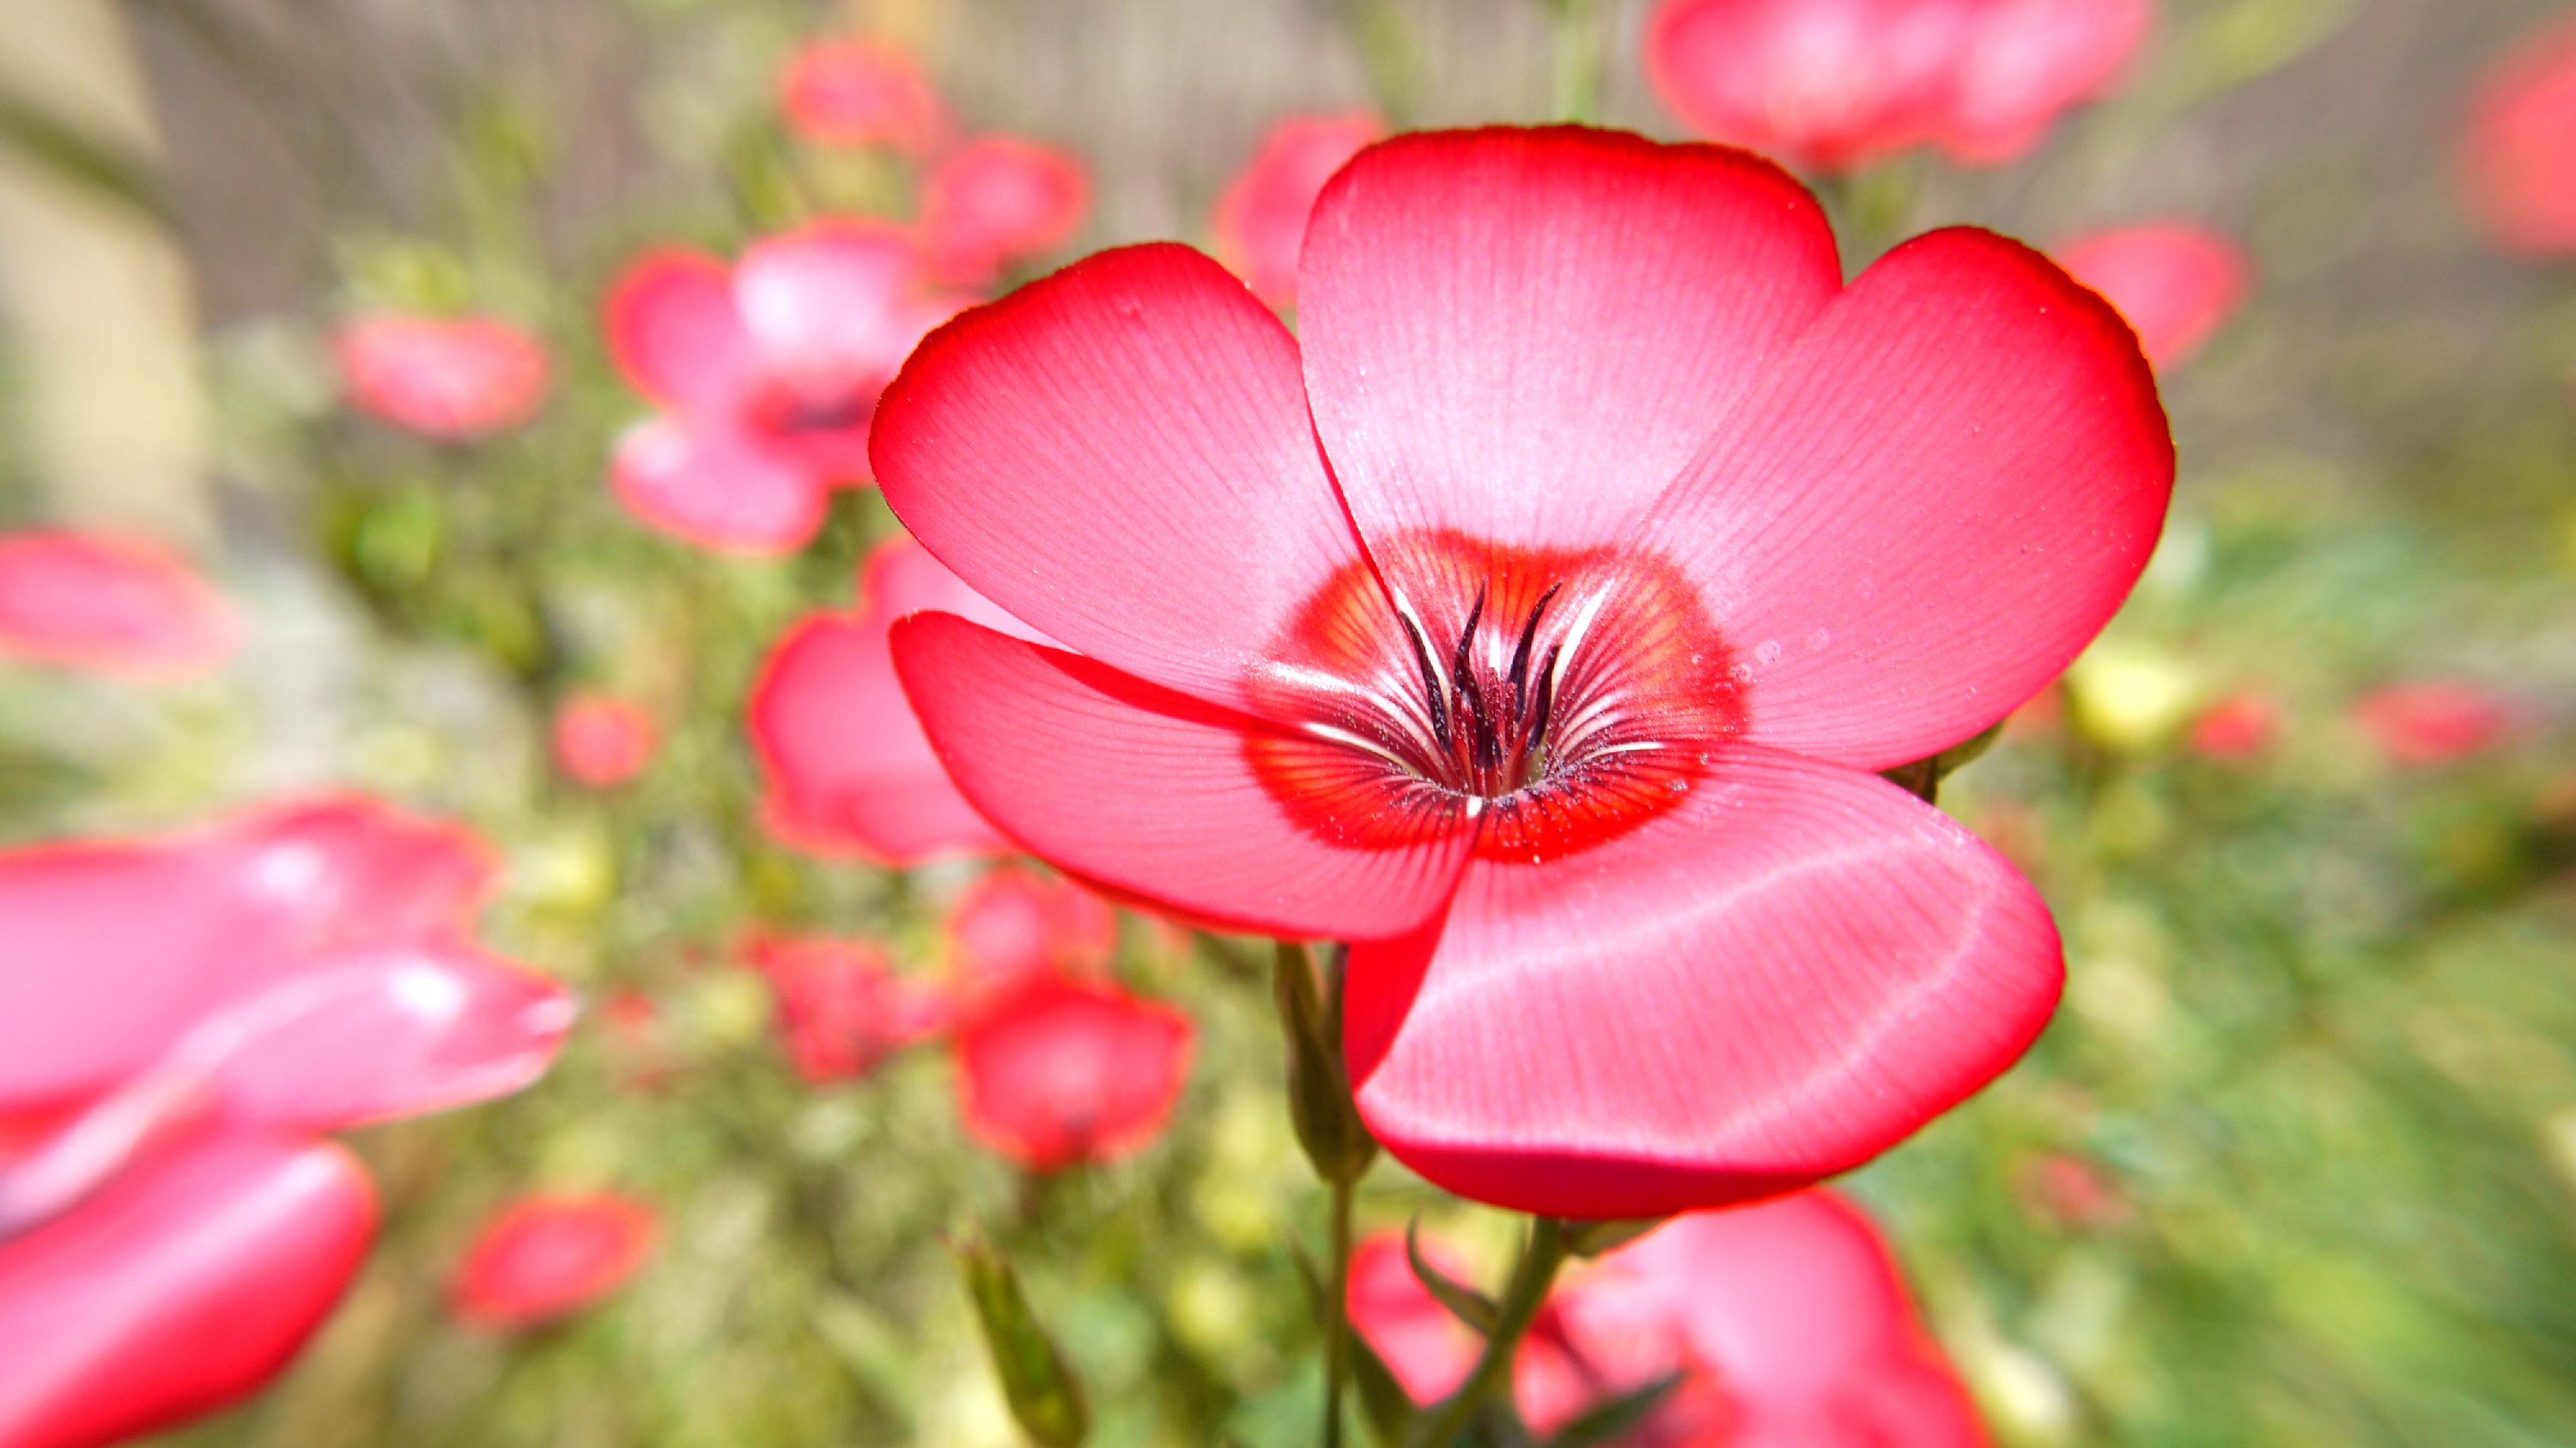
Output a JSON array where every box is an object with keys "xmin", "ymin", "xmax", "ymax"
[
  {"xmin": 1350, "ymin": 1191, "xmax": 1986, "ymax": 1445},
  {"xmin": 335, "ymin": 313, "xmax": 548, "ymax": 441},
  {"xmin": 450, "ymin": 1193, "xmax": 656, "ymax": 1331},
  {"xmin": 778, "ymin": 38, "xmax": 949, "ymax": 155},
  {"xmin": 1646, "ymin": 0, "xmax": 2149, "ymax": 173},
  {"xmin": 2462, "ymin": 15, "xmax": 2576, "ymax": 256},
  {"xmin": 2057, "ymin": 222, "xmax": 2251, "ymax": 369},
  {"xmin": 917, "ymin": 136, "xmax": 1090, "ymax": 287},
  {"xmin": 951, "ymin": 976, "xmax": 1191, "ymax": 1172},
  {"xmin": 0, "ymin": 798, "xmax": 572, "ymax": 1446},
  {"xmin": 550, "ymin": 692, "xmax": 658, "ymax": 788},
  {"xmin": 745, "ymin": 935, "xmax": 951, "ymax": 1085},
  {"xmin": 943, "ymin": 867, "xmax": 1118, "ymax": 1008},
  {"xmin": 749, "ymin": 536, "xmax": 1043, "ymax": 864},
  {"xmin": 874, "ymin": 127, "xmax": 2166, "ymax": 1218},
  {"xmin": 604, "ymin": 222, "xmax": 971, "ymax": 553},
  {"xmin": 1212, "ymin": 112, "xmax": 1382, "ymax": 309},
  {"xmin": 0, "ymin": 530, "xmax": 240, "ymax": 678},
  {"xmin": 2354, "ymin": 681, "xmax": 2515, "ymax": 766},
  {"xmin": 2186, "ymin": 691, "xmax": 2279, "ymax": 759}
]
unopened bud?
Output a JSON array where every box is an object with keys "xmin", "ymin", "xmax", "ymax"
[
  {"xmin": 952, "ymin": 1233, "xmax": 1087, "ymax": 1447},
  {"xmin": 1273, "ymin": 942, "xmax": 1377, "ymax": 1184}
]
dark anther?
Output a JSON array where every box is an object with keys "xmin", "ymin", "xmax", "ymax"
[
  {"xmin": 1449, "ymin": 583, "xmax": 1486, "ymax": 698},
  {"xmin": 1458, "ymin": 671, "xmax": 1499, "ymax": 771},
  {"xmin": 1505, "ymin": 582, "xmax": 1562, "ymax": 719},
  {"xmin": 1524, "ymin": 643, "xmax": 1563, "ymax": 757},
  {"xmin": 1397, "ymin": 610, "xmax": 1451, "ymax": 751}
]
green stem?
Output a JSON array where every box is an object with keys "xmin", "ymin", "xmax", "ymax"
[
  {"xmin": 1549, "ymin": 0, "xmax": 1601, "ymax": 124},
  {"xmin": 1408, "ymin": 1217, "xmax": 1571, "ymax": 1447},
  {"xmin": 1325, "ymin": 1171, "xmax": 1357, "ymax": 1448}
]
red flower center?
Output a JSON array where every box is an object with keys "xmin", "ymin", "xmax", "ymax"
[{"xmin": 1249, "ymin": 532, "xmax": 1748, "ymax": 861}]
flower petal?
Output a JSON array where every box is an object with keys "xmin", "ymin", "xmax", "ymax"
[
  {"xmin": 0, "ymin": 796, "xmax": 495, "ymax": 1111},
  {"xmin": 0, "ymin": 1133, "xmax": 374, "ymax": 1448},
  {"xmin": 0, "ymin": 531, "xmax": 240, "ymax": 678},
  {"xmin": 951, "ymin": 976, "xmax": 1192, "ymax": 1171},
  {"xmin": 872, "ymin": 242, "xmax": 1373, "ymax": 715},
  {"xmin": 916, "ymin": 135, "xmax": 1090, "ymax": 287},
  {"xmin": 748, "ymin": 538, "xmax": 1039, "ymax": 865},
  {"xmin": 1645, "ymin": 0, "xmax": 1963, "ymax": 173},
  {"xmin": 1345, "ymin": 745, "xmax": 2060, "ymax": 1220},
  {"xmin": 1638, "ymin": 227, "xmax": 2172, "ymax": 770},
  {"xmin": 1941, "ymin": 0, "xmax": 2150, "ymax": 165},
  {"xmin": 775, "ymin": 40, "xmax": 949, "ymax": 155},
  {"xmin": 733, "ymin": 219, "xmax": 945, "ymax": 404},
  {"xmin": 334, "ymin": 314, "xmax": 549, "ymax": 441},
  {"xmin": 1210, "ymin": 111, "xmax": 1382, "ymax": 310},
  {"xmin": 602, "ymin": 249, "xmax": 760, "ymax": 412},
  {"xmin": 2056, "ymin": 222, "xmax": 2250, "ymax": 370},
  {"xmin": 1296, "ymin": 126, "xmax": 1841, "ymax": 598},
  {"xmin": 451, "ymin": 1193, "xmax": 657, "ymax": 1331},
  {"xmin": 890, "ymin": 610, "xmax": 1476, "ymax": 940},
  {"xmin": 611, "ymin": 417, "xmax": 831, "ymax": 554}
]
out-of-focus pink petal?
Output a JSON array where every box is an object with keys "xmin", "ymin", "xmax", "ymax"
[
  {"xmin": 451, "ymin": 1193, "xmax": 656, "ymax": 1331},
  {"xmin": 944, "ymin": 867, "xmax": 1118, "ymax": 1006},
  {"xmin": 0, "ymin": 1134, "xmax": 374, "ymax": 1448},
  {"xmin": 873, "ymin": 243, "xmax": 1376, "ymax": 716},
  {"xmin": 2354, "ymin": 680, "xmax": 2515, "ymax": 766},
  {"xmin": 733, "ymin": 219, "xmax": 940, "ymax": 405},
  {"xmin": 1346, "ymin": 746, "xmax": 2060, "ymax": 1220},
  {"xmin": 1210, "ymin": 111, "xmax": 1381, "ymax": 309},
  {"xmin": 1646, "ymin": 0, "xmax": 2146, "ymax": 173},
  {"xmin": 1298, "ymin": 127, "xmax": 1840, "ymax": 594},
  {"xmin": 747, "ymin": 934, "xmax": 948, "ymax": 1083},
  {"xmin": 0, "ymin": 944, "xmax": 569, "ymax": 1237},
  {"xmin": 1600, "ymin": 1193, "xmax": 1986, "ymax": 1447},
  {"xmin": 1941, "ymin": 0, "xmax": 2150, "ymax": 165},
  {"xmin": 748, "ymin": 538, "xmax": 1039, "ymax": 865},
  {"xmin": 917, "ymin": 136, "xmax": 1088, "ymax": 287},
  {"xmin": 2057, "ymin": 222, "xmax": 2251, "ymax": 369},
  {"xmin": 602, "ymin": 250, "xmax": 761, "ymax": 412},
  {"xmin": 334, "ymin": 313, "xmax": 548, "ymax": 441},
  {"xmin": 1344, "ymin": 1232, "xmax": 1481, "ymax": 1404},
  {"xmin": 551, "ymin": 693, "xmax": 657, "ymax": 787},
  {"xmin": 0, "ymin": 796, "xmax": 495, "ymax": 1111},
  {"xmin": 2186, "ymin": 692, "xmax": 2278, "ymax": 758},
  {"xmin": 0, "ymin": 531, "xmax": 240, "ymax": 678},
  {"xmin": 951, "ymin": 976, "xmax": 1191, "ymax": 1171},
  {"xmin": 1646, "ymin": 0, "xmax": 1963, "ymax": 173},
  {"xmin": 891, "ymin": 611, "xmax": 1479, "ymax": 941},
  {"xmin": 2463, "ymin": 15, "xmax": 2576, "ymax": 256},
  {"xmin": 610, "ymin": 416, "xmax": 830, "ymax": 554},
  {"xmin": 776, "ymin": 39, "xmax": 949, "ymax": 155},
  {"xmin": 1638, "ymin": 227, "xmax": 2172, "ymax": 772}
]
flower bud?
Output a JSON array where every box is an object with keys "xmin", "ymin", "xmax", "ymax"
[
  {"xmin": 1272, "ymin": 942, "xmax": 1377, "ymax": 1185},
  {"xmin": 951, "ymin": 1234, "xmax": 1088, "ymax": 1447}
]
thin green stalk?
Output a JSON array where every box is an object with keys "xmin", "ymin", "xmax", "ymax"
[
  {"xmin": 1408, "ymin": 1217, "xmax": 1571, "ymax": 1447},
  {"xmin": 1325, "ymin": 1171, "xmax": 1357, "ymax": 1448},
  {"xmin": 1550, "ymin": 0, "xmax": 1601, "ymax": 124}
]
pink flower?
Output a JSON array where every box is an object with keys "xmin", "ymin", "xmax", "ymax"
[
  {"xmin": 1212, "ymin": 112, "xmax": 1383, "ymax": 310},
  {"xmin": 0, "ymin": 798, "xmax": 572, "ymax": 1445},
  {"xmin": 749, "ymin": 536, "xmax": 1042, "ymax": 864},
  {"xmin": 1350, "ymin": 1192, "xmax": 1986, "ymax": 1445},
  {"xmin": 2185, "ymin": 691, "xmax": 2278, "ymax": 759},
  {"xmin": 944, "ymin": 867, "xmax": 1119, "ymax": 1007},
  {"xmin": 2057, "ymin": 222, "xmax": 2251, "ymax": 370},
  {"xmin": 550, "ymin": 692, "xmax": 658, "ymax": 788},
  {"xmin": 1646, "ymin": 0, "xmax": 2150, "ymax": 173},
  {"xmin": 2354, "ymin": 681, "xmax": 2515, "ymax": 767},
  {"xmin": 604, "ymin": 222, "xmax": 971, "ymax": 553},
  {"xmin": 450, "ymin": 1193, "xmax": 656, "ymax": 1331},
  {"xmin": 2463, "ymin": 15, "xmax": 2576, "ymax": 256},
  {"xmin": 778, "ymin": 39, "xmax": 949, "ymax": 155},
  {"xmin": 917, "ymin": 136, "xmax": 1090, "ymax": 288},
  {"xmin": 745, "ymin": 934, "xmax": 950, "ymax": 1084},
  {"xmin": 874, "ymin": 127, "xmax": 2172, "ymax": 1218},
  {"xmin": 951, "ymin": 976, "xmax": 1192, "ymax": 1171},
  {"xmin": 0, "ymin": 530, "xmax": 239, "ymax": 678},
  {"xmin": 334, "ymin": 314, "xmax": 548, "ymax": 441}
]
